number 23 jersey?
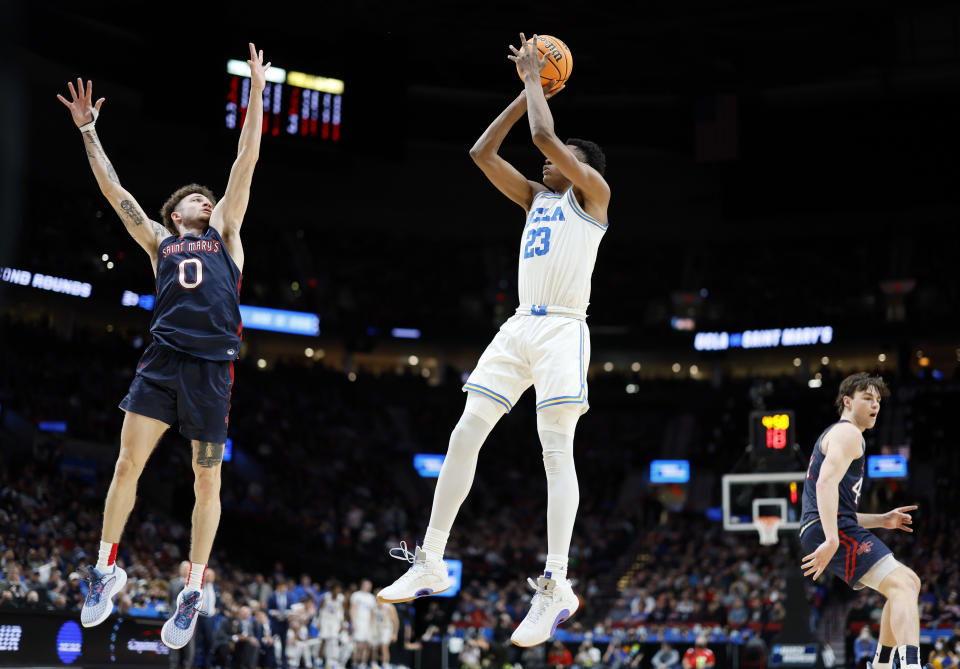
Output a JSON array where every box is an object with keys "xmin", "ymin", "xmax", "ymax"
[
  {"xmin": 518, "ymin": 187, "xmax": 608, "ymax": 312},
  {"xmin": 151, "ymin": 226, "xmax": 242, "ymax": 361}
]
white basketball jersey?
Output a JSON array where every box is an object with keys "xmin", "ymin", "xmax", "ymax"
[
  {"xmin": 350, "ymin": 590, "xmax": 376, "ymax": 623},
  {"xmin": 517, "ymin": 187, "xmax": 607, "ymax": 312},
  {"xmin": 373, "ymin": 603, "xmax": 390, "ymax": 628},
  {"xmin": 321, "ymin": 592, "xmax": 344, "ymax": 621}
]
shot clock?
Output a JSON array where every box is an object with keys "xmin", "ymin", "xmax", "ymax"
[
  {"xmin": 225, "ymin": 59, "xmax": 343, "ymax": 140},
  {"xmin": 749, "ymin": 409, "xmax": 797, "ymax": 471}
]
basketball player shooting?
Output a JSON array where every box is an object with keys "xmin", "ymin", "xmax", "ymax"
[
  {"xmin": 799, "ymin": 373, "xmax": 929, "ymax": 669},
  {"xmin": 56, "ymin": 43, "xmax": 269, "ymax": 650},
  {"xmin": 378, "ymin": 34, "xmax": 610, "ymax": 648}
]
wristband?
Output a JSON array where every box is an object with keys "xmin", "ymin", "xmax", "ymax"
[{"xmin": 78, "ymin": 108, "xmax": 99, "ymax": 133}]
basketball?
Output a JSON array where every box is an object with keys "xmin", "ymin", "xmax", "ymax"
[{"xmin": 516, "ymin": 35, "xmax": 572, "ymax": 91}]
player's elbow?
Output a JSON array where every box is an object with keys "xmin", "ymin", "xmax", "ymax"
[
  {"xmin": 469, "ymin": 143, "xmax": 491, "ymax": 163},
  {"xmin": 530, "ymin": 127, "xmax": 554, "ymax": 147}
]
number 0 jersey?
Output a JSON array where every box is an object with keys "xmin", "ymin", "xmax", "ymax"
[
  {"xmin": 517, "ymin": 188, "xmax": 608, "ymax": 313},
  {"xmin": 151, "ymin": 226, "xmax": 242, "ymax": 361},
  {"xmin": 800, "ymin": 419, "xmax": 866, "ymax": 525}
]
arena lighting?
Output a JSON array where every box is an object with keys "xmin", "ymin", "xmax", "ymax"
[
  {"xmin": 37, "ymin": 421, "xmax": 67, "ymax": 433},
  {"xmin": 693, "ymin": 325, "xmax": 834, "ymax": 351},
  {"xmin": 413, "ymin": 453, "xmax": 445, "ymax": 477},
  {"xmin": 238, "ymin": 305, "xmax": 320, "ymax": 336},
  {"xmin": 391, "ymin": 327, "xmax": 421, "ymax": 339},
  {"xmin": 121, "ymin": 290, "xmax": 155, "ymax": 311},
  {"xmin": 285, "ymin": 71, "xmax": 345, "ymax": 94},
  {"xmin": 868, "ymin": 454, "xmax": 907, "ymax": 478},
  {"xmin": 226, "ymin": 58, "xmax": 286, "ymax": 83},
  {"xmin": 1, "ymin": 267, "xmax": 92, "ymax": 298},
  {"xmin": 650, "ymin": 460, "xmax": 690, "ymax": 483}
]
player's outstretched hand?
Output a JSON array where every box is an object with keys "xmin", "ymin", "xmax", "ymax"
[
  {"xmin": 56, "ymin": 78, "xmax": 104, "ymax": 128},
  {"xmin": 509, "ymin": 33, "xmax": 547, "ymax": 81},
  {"xmin": 544, "ymin": 80, "xmax": 565, "ymax": 100},
  {"xmin": 246, "ymin": 42, "xmax": 271, "ymax": 91},
  {"xmin": 801, "ymin": 538, "xmax": 839, "ymax": 581},
  {"xmin": 880, "ymin": 505, "xmax": 917, "ymax": 532}
]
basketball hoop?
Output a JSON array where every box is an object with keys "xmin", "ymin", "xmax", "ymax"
[{"xmin": 755, "ymin": 516, "xmax": 781, "ymax": 545}]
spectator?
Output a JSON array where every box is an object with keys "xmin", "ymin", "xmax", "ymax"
[
  {"xmin": 232, "ymin": 605, "xmax": 260, "ymax": 669},
  {"xmin": 547, "ymin": 640, "xmax": 573, "ymax": 668},
  {"xmin": 574, "ymin": 638, "xmax": 601, "ymax": 667},
  {"xmin": 854, "ymin": 626, "xmax": 877, "ymax": 667},
  {"xmin": 682, "ymin": 636, "xmax": 715, "ymax": 669},
  {"xmin": 652, "ymin": 642, "xmax": 680, "ymax": 669}
]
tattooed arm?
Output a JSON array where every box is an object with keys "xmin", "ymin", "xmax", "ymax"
[{"xmin": 58, "ymin": 78, "xmax": 170, "ymax": 262}]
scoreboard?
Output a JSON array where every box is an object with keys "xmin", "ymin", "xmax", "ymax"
[
  {"xmin": 749, "ymin": 409, "xmax": 798, "ymax": 471},
  {"xmin": 225, "ymin": 59, "xmax": 343, "ymax": 140},
  {"xmin": 751, "ymin": 410, "xmax": 795, "ymax": 452}
]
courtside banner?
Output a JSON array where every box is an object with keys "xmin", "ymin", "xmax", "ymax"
[{"xmin": 0, "ymin": 610, "xmax": 166, "ymax": 667}]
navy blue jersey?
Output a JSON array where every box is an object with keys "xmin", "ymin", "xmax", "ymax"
[
  {"xmin": 800, "ymin": 420, "xmax": 865, "ymax": 525},
  {"xmin": 150, "ymin": 226, "xmax": 242, "ymax": 361}
]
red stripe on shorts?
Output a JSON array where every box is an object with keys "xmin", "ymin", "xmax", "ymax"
[{"xmin": 839, "ymin": 529, "xmax": 858, "ymax": 584}]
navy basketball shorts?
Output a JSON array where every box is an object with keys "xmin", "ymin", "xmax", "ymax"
[
  {"xmin": 799, "ymin": 517, "xmax": 895, "ymax": 590},
  {"xmin": 119, "ymin": 342, "xmax": 233, "ymax": 444}
]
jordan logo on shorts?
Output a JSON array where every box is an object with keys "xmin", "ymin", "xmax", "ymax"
[{"xmin": 857, "ymin": 541, "xmax": 873, "ymax": 555}]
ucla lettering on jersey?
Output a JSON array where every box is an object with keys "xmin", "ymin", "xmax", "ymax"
[
  {"xmin": 517, "ymin": 188, "xmax": 608, "ymax": 312},
  {"xmin": 800, "ymin": 420, "xmax": 866, "ymax": 525},
  {"xmin": 150, "ymin": 226, "xmax": 242, "ymax": 361}
]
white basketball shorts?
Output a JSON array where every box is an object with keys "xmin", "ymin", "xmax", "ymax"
[
  {"xmin": 352, "ymin": 618, "xmax": 371, "ymax": 643},
  {"xmin": 463, "ymin": 314, "xmax": 590, "ymax": 415}
]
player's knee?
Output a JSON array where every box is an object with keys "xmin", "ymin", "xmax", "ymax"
[
  {"xmin": 885, "ymin": 566, "xmax": 921, "ymax": 599},
  {"xmin": 193, "ymin": 468, "xmax": 221, "ymax": 498},
  {"xmin": 905, "ymin": 567, "xmax": 922, "ymax": 594},
  {"xmin": 537, "ymin": 404, "xmax": 580, "ymax": 438},
  {"xmin": 113, "ymin": 451, "xmax": 143, "ymax": 482}
]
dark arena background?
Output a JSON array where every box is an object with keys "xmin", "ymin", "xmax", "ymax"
[{"xmin": 2, "ymin": 1, "xmax": 960, "ymax": 668}]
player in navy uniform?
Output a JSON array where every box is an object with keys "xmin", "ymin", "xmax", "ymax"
[
  {"xmin": 57, "ymin": 43, "xmax": 270, "ymax": 649},
  {"xmin": 799, "ymin": 373, "xmax": 928, "ymax": 669}
]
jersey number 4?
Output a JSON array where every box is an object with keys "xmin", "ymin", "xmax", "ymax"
[
  {"xmin": 523, "ymin": 227, "xmax": 551, "ymax": 258},
  {"xmin": 852, "ymin": 477, "xmax": 863, "ymax": 505},
  {"xmin": 177, "ymin": 258, "xmax": 204, "ymax": 289}
]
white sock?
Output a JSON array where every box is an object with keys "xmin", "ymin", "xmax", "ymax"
[
  {"xmin": 422, "ymin": 527, "xmax": 449, "ymax": 561},
  {"xmin": 186, "ymin": 562, "xmax": 206, "ymax": 591},
  {"xmin": 545, "ymin": 554, "xmax": 568, "ymax": 582},
  {"xmin": 426, "ymin": 404, "xmax": 499, "ymax": 534},
  {"xmin": 897, "ymin": 644, "xmax": 921, "ymax": 668},
  {"xmin": 96, "ymin": 541, "xmax": 117, "ymax": 571}
]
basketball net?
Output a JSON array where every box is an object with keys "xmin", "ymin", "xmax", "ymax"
[{"xmin": 755, "ymin": 516, "xmax": 781, "ymax": 545}]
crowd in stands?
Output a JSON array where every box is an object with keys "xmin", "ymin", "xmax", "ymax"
[{"xmin": 2, "ymin": 318, "xmax": 960, "ymax": 668}]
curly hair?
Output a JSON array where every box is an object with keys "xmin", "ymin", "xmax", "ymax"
[
  {"xmin": 835, "ymin": 372, "xmax": 890, "ymax": 415},
  {"xmin": 159, "ymin": 184, "xmax": 217, "ymax": 235},
  {"xmin": 566, "ymin": 138, "xmax": 606, "ymax": 176}
]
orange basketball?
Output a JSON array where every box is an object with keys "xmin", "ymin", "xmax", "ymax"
[{"xmin": 516, "ymin": 35, "xmax": 572, "ymax": 92}]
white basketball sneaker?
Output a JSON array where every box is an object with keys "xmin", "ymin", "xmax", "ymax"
[
  {"xmin": 161, "ymin": 588, "xmax": 204, "ymax": 649},
  {"xmin": 80, "ymin": 564, "xmax": 128, "ymax": 627},
  {"xmin": 510, "ymin": 574, "xmax": 579, "ymax": 647},
  {"xmin": 377, "ymin": 542, "xmax": 452, "ymax": 603}
]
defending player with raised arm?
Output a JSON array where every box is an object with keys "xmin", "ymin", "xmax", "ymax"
[
  {"xmin": 378, "ymin": 34, "xmax": 609, "ymax": 648},
  {"xmin": 57, "ymin": 43, "xmax": 270, "ymax": 650},
  {"xmin": 799, "ymin": 373, "xmax": 929, "ymax": 669}
]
